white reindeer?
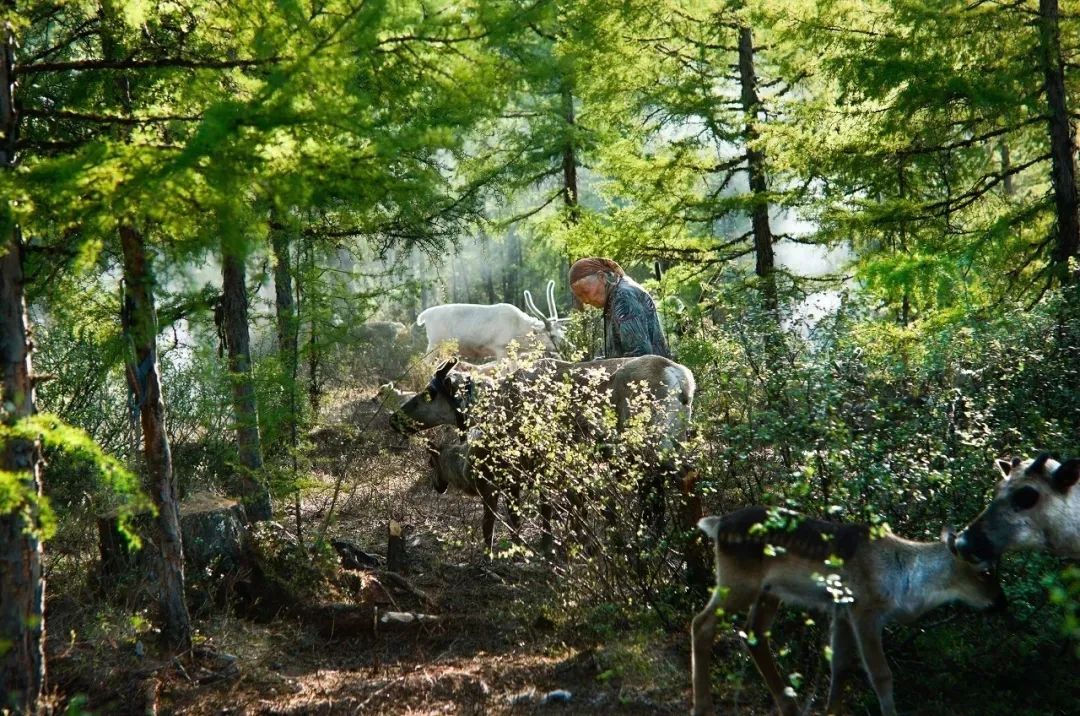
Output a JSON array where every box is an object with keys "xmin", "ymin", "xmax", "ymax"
[{"xmin": 414, "ymin": 280, "xmax": 566, "ymax": 361}]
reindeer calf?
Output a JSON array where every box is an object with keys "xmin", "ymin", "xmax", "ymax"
[{"xmin": 691, "ymin": 507, "xmax": 1004, "ymax": 716}]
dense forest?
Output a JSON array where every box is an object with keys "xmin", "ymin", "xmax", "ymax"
[{"xmin": 1, "ymin": 0, "xmax": 1079, "ymax": 713}]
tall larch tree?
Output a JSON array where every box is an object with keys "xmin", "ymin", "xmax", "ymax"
[
  {"xmin": 784, "ymin": 0, "xmax": 1078, "ymax": 318},
  {"xmin": 9, "ymin": 0, "xmax": 507, "ymax": 673},
  {"xmin": 0, "ymin": 16, "xmax": 46, "ymax": 709},
  {"xmin": 585, "ymin": 0, "xmax": 810, "ymax": 314}
]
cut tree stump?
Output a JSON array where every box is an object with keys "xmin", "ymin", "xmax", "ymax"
[
  {"xmin": 98, "ymin": 492, "xmax": 249, "ymax": 582},
  {"xmin": 386, "ymin": 520, "xmax": 407, "ymax": 574}
]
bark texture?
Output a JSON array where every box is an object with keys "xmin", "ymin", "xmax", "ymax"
[
  {"xmin": 0, "ymin": 23, "xmax": 45, "ymax": 712},
  {"xmin": 738, "ymin": 25, "xmax": 778, "ymax": 314},
  {"xmin": 221, "ymin": 246, "xmax": 272, "ymax": 521},
  {"xmin": 120, "ymin": 225, "xmax": 193, "ymax": 651},
  {"xmin": 1039, "ymin": 0, "xmax": 1079, "ymax": 282}
]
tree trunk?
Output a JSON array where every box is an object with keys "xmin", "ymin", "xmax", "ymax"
[
  {"xmin": 1038, "ymin": 0, "xmax": 1079, "ymax": 284},
  {"xmin": 119, "ymin": 225, "xmax": 193, "ymax": 651},
  {"xmin": 271, "ymin": 229, "xmax": 298, "ymax": 449},
  {"xmin": 416, "ymin": 251, "xmax": 434, "ymax": 312},
  {"xmin": 503, "ymin": 232, "xmax": 520, "ymax": 305},
  {"xmin": 561, "ymin": 84, "xmax": 580, "ymax": 223},
  {"xmin": 271, "ymin": 231, "xmax": 297, "ymax": 390},
  {"xmin": 898, "ymin": 163, "xmax": 911, "ymax": 326},
  {"xmin": 221, "ymin": 244, "xmax": 272, "ymax": 521},
  {"xmin": 458, "ymin": 252, "xmax": 473, "ymax": 304},
  {"xmin": 481, "ymin": 232, "xmax": 497, "ymax": 305},
  {"xmin": 302, "ymin": 241, "xmax": 322, "ymax": 417},
  {"xmin": 998, "ymin": 141, "xmax": 1016, "ymax": 198},
  {"xmin": 0, "ymin": 24, "xmax": 46, "ymax": 712},
  {"xmin": 0, "ymin": 235, "xmax": 44, "ymax": 715},
  {"xmin": 270, "ymin": 229, "xmax": 301, "ymax": 541},
  {"xmin": 560, "ymin": 84, "xmax": 584, "ymax": 309},
  {"xmin": 737, "ymin": 25, "xmax": 778, "ymax": 315}
]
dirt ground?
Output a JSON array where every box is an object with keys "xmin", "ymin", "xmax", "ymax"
[{"xmin": 43, "ymin": 390, "xmax": 735, "ymax": 715}]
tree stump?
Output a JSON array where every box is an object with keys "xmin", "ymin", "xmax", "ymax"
[
  {"xmin": 98, "ymin": 492, "xmax": 249, "ymax": 584},
  {"xmin": 386, "ymin": 520, "xmax": 407, "ymax": 574}
]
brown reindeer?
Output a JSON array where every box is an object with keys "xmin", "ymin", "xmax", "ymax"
[
  {"xmin": 394, "ymin": 355, "xmax": 698, "ymax": 551},
  {"xmin": 390, "ymin": 355, "xmax": 694, "ymax": 441},
  {"xmin": 424, "ymin": 428, "xmax": 527, "ymax": 553},
  {"xmin": 956, "ymin": 452, "xmax": 1080, "ymax": 565},
  {"xmin": 691, "ymin": 507, "xmax": 1005, "ymax": 716}
]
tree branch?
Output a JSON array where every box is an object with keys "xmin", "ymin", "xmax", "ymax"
[
  {"xmin": 14, "ymin": 55, "xmax": 280, "ymax": 76},
  {"xmin": 22, "ymin": 108, "xmax": 202, "ymax": 125}
]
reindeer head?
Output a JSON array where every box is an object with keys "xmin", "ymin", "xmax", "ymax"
[
  {"xmin": 956, "ymin": 453, "xmax": 1080, "ymax": 565},
  {"xmin": 943, "ymin": 527, "xmax": 1007, "ymax": 612},
  {"xmin": 390, "ymin": 358, "xmax": 474, "ymax": 434},
  {"xmin": 524, "ymin": 280, "xmax": 569, "ymax": 352}
]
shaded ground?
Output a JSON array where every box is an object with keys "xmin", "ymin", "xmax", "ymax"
[
  {"xmin": 43, "ymin": 386, "xmax": 1080, "ymax": 715},
  {"xmin": 43, "ymin": 388, "xmax": 711, "ymax": 715}
]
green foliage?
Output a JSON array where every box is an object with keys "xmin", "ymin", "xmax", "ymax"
[
  {"xmin": 450, "ymin": 354, "xmax": 706, "ymax": 623},
  {"xmin": 1047, "ymin": 564, "xmax": 1080, "ymax": 652},
  {"xmin": 9, "ymin": 0, "xmax": 1080, "ymax": 710},
  {"xmin": 1, "ymin": 413, "xmax": 146, "ymax": 542}
]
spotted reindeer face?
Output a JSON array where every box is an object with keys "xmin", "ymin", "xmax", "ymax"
[{"xmin": 956, "ymin": 453, "xmax": 1080, "ymax": 565}]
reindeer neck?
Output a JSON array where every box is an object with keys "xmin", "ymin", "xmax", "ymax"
[{"xmin": 872, "ymin": 535, "xmax": 958, "ymax": 622}]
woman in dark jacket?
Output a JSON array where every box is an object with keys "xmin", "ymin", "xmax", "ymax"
[{"xmin": 569, "ymin": 257, "xmax": 671, "ymax": 359}]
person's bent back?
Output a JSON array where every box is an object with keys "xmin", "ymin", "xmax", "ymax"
[{"xmin": 568, "ymin": 257, "xmax": 671, "ymax": 359}]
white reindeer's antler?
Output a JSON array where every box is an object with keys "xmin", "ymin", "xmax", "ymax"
[
  {"xmin": 546, "ymin": 279, "xmax": 558, "ymax": 321},
  {"xmin": 523, "ymin": 289, "xmax": 547, "ymax": 321}
]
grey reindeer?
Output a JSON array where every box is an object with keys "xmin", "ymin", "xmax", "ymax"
[
  {"xmin": 956, "ymin": 452, "xmax": 1080, "ymax": 564},
  {"xmin": 390, "ymin": 355, "xmax": 694, "ymax": 445},
  {"xmin": 424, "ymin": 428, "xmax": 528, "ymax": 552},
  {"xmin": 393, "ymin": 355, "xmax": 697, "ymax": 549},
  {"xmin": 691, "ymin": 506, "xmax": 1005, "ymax": 716}
]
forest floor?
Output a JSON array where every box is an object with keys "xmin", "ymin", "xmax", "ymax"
[
  {"xmin": 39, "ymin": 385, "xmax": 1080, "ymax": 715},
  {"xmin": 42, "ymin": 387, "xmax": 749, "ymax": 715}
]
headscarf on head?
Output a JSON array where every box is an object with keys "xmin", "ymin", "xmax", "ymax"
[{"xmin": 569, "ymin": 257, "xmax": 625, "ymax": 286}]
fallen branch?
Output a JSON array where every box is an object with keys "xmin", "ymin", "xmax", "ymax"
[{"xmin": 379, "ymin": 570, "xmax": 436, "ymax": 609}]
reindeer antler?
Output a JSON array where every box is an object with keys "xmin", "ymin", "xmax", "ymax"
[
  {"xmin": 546, "ymin": 279, "xmax": 558, "ymax": 321},
  {"xmin": 523, "ymin": 289, "xmax": 547, "ymax": 321}
]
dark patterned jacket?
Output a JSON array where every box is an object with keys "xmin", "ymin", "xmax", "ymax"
[{"xmin": 603, "ymin": 276, "xmax": 671, "ymax": 359}]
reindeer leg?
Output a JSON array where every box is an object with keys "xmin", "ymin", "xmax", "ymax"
[
  {"xmin": 692, "ymin": 583, "xmax": 758, "ymax": 716},
  {"xmin": 744, "ymin": 593, "xmax": 799, "ymax": 716},
  {"xmin": 851, "ymin": 611, "xmax": 895, "ymax": 716},
  {"xmin": 479, "ymin": 480, "xmax": 498, "ymax": 555},
  {"xmin": 691, "ymin": 586, "xmax": 727, "ymax": 716},
  {"xmin": 507, "ymin": 482, "xmax": 522, "ymax": 538},
  {"xmin": 825, "ymin": 612, "xmax": 858, "ymax": 715}
]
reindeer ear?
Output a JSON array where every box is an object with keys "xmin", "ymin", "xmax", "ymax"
[
  {"xmin": 435, "ymin": 358, "xmax": 458, "ymax": 381},
  {"xmin": 1051, "ymin": 458, "xmax": 1080, "ymax": 493},
  {"xmin": 942, "ymin": 527, "xmax": 958, "ymax": 555},
  {"xmin": 997, "ymin": 459, "xmax": 1014, "ymax": 478},
  {"xmin": 1028, "ymin": 452, "xmax": 1052, "ymax": 474}
]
